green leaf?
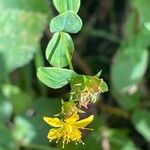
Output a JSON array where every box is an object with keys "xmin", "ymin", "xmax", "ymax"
[
  {"xmin": 132, "ymin": 0, "xmax": 150, "ymax": 31},
  {"xmin": 23, "ymin": 97, "xmax": 61, "ymax": 145},
  {"xmin": 111, "ymin": 47, "xmax": 149, "ymax": 92},
  {"xmin": 1, "ymin": 84, "xmax": 19, "ymax": 98},
  {"xmin": 37, "ymin": 67, "xmax": 77, "ymax": 89},
  {"xmin": 134, "ymin": 27, "xmax": 150, "ymax": 48},
  {"xmin": 50, "ymin": 10, "xmax": 82, "ymax": 33},
  {"xmin": 53, "ymin": 0, "xmax": 81, "ymax": 13},
  {"xmin": 100, "ymin": 79, "xmax": 109, "ymax": 92},
  {"xmin": 113, "ymin": 90, "xmax": 141, "ymax": 110},
  {"xmin": 109, "ymin": 129, "xmax": 137, "ymax": 150},
  {"xmin": 0, "ymin": 0, "xmax": 50, "ymax": 72},
  {"xmin": 46, "ymin": 32, "xmax": 74, "ymax": 67},
  {"xmin": 125, "ymin": 10, "xmax": 150, "ymax": 48},
  {"xmin": 11, "ymin": 91, "xmax": 32, "ymax": 114},
  {"xmin": 12, "ymin": 116, "xmax": 36, "ymax": 145},
  {"xmin": 124, "ymin": 10, "xmax": 139, "ymax": 42},
  {"xmin": 0, "ymin": 0, "xmax": 50, "ymax": 13},
  {"xmin": 132, "ymin": 109, "xmax": 150, "ymax": 141},
  {"xmin": 95, "ymin": 70, "xmax": 102, "ymax": 77},
  {"xmin": 1, "ymin": 84, "xmax": 32, "ymax": 114},
  {"xmin": 0, "ymin": 97, "xmax": 13, "ymax": 122},
  {"xmin": 0, "ymin": 124, "xmax": 16, "ymax": 150}
]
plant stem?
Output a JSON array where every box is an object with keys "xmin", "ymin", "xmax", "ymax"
[
  {"xmin": 61, "ymin": 32, "xmax": 73, "ymax": 70},
  {"xmin": 73, "ymin": 52, "xmax": 92, "ymax": 75},
  {"xmin": 21, "ymin": 63, "xmax": 33, "ymax": 92},
  {"xmin": 35, "ymin": 47, "xmax": 47, "ymax": 96},
  {"xmin": 82, "ymin": 24, "xmax": 121, "ymax": 43},
  {"xmin": 100, "ymin": 104, "xmax": 129, "ymax": 119}
]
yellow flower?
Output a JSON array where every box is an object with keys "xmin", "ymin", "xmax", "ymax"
[{"xmin": 43, "ymin": 114, "xmax": 94, "ymax": 148}]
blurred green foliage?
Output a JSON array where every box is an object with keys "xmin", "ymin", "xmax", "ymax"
[
  {"xmin": 0, "ymin": 0, "xmax": 150, "ymax": 150},
  {"xmin": 0, "ymin": 0, "xmax": 50, "ymax": 73}
]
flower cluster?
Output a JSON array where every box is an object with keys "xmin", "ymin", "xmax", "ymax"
[
  {"xmin": 70, "ymin": 74, "xmax": 108, "ymax": 108},
  {"xmin": 43, "ymin": 73, "xmax": 108, "ymax": 148}
]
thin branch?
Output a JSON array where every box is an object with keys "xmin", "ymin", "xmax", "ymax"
[
  {"xmin": 100, "ymin": 103, "xmax": 129, "ymax": 119},
  {"xmin": 82, "ymin": 24, "xmax": 121, "ymax": 43},
  {"xmin": 73, "ymin": 51, "xmax": 93, "ymax": 75}
]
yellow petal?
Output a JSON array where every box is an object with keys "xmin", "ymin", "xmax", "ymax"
[
  {"xmin": 65, "ymin": 113, "xmax": 79, "ymax": 123},
  {"xmin": 48, "ymin": 128, "xmax": 63, "ymax": 140},
  {"xmin": 74, "ymin": 115, "xmax": 94, "ymax": 128},
  {"xmin": 43, "ymin": 117, "xmax": 64, "ymax": 127},
  {"xmin": 70, "ymin": 129, "xmax": 81, "ymax": 141}
]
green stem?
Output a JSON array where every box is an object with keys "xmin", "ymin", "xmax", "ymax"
[
  {"xmin": 101, "ymin": 104, "xmax": 129, "ymax": 119},
  {"xmin": 61, "ymin": 32, "xmax": 73, "ymax": 70},
  {"xmin": 21, "ymin": 64, "xmax": 32, "ymax": 91},
  {"xmin": 35, "ymin": 47, "xmax": 47, "ymax": 96},
  {"xmin": 82, "ymin": 24, "xmax": 121, "ymax": 43}
]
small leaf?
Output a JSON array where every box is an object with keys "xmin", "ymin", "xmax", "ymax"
[
  {"xmin": 46, "ymin": 32, "xmax": 74, "ymax": 67},
  {"xmin": 132, "ymin": 109, "xmax": 150, "ymax": 141},
  {"xmin": 100, "ymin": 79, "xmax": 108, "ymax": 92},
  {"xmin": 12, "ymin": 116, "xmax": 36, "ymax": 145},
  {"xmin": 132, "ymin": 0, "xmax": 150, "ymax": 31},
  {"xmin": 1, "ymin": 84, "xmax": 32, "ymax": 114},
  {"xmin": 0, "ymin": 98, "xmax": 13, "ymax": 122},
  {"xmin": 53, "ymin": 0, "xmax": 81, "ymax": 13},
  {"xmin": 95, "ymin": 70, "xmax": 102, "ymax": 77},
  {"xmin": 111, "ymin": 48, "xmax": 148, "ymax": 92},
  {"xmin": 11, "ymin": 92, "xmax": 32, "ymax": 114},
  {"xmin": 125, "ymin": 10, "xmax": 150, "ymax": 48},
  {"xmin": 0, "ymin": 124, "xmax": 16, "ymax": 150},
  {"xmin": 50, "ymin": 10, "xmax": 82, "ymax": 33},
  {"xmin": 37, "ymin": 67, "xmax": 77, "ymax": 89}
]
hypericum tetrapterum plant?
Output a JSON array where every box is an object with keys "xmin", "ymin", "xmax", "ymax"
[{"xmin": 37, "ymin": 0, "xmax": 108, "ymax": 148}]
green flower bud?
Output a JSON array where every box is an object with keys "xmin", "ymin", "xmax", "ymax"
[
  {"xmin": 70, "ymin": 73, "xmax": 108, "ymax": 108},
  {"xmin": 61, "ymin": 100, "xmax": 78, "ymax": 118}
]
